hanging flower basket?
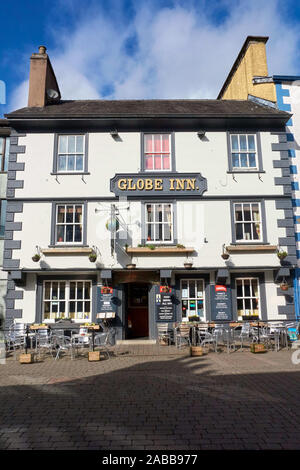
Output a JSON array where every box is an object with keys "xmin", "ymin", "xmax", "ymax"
[
  {"xmin": 277, "ymin": 251, "xmax": 288, "ymax": 260},
  {"xmin": 89, "ymin": 253, "xmax": 97, "ymax": 262},
  {"xmin": 32, "ymin": 254, "xmax": 41, "ymax": 262},
  {"xmin": 280, "ymin": 281, "xmax": 289, "ymax": 291},
  {"xmin": 184, "ymin": 262, "xmax": 193, "ymax": 269}
]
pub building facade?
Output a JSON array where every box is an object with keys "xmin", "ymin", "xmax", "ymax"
[{"xmin": 2, "ymin": 46, "xmax": 297, "ymax": 339}]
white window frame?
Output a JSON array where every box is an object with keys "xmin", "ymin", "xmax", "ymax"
[
  {"xmin": 234, "ymin": 202, "xmax": 262, "ymax": 242},
  {"xmin": 180, "ymin": 279, "xmax": 205, "ymax": 321},
  {"xmin": 230, "ymin": 133, "xmax": 257, "ymax": 170},
  {"xmin": 42, "ymin": 280, "xmax": 92, "ymax": 322},
  {"xmin": 144, "ymin": 133, "xmax": 172, "ymax": 172},
  {"xmin": 55, "ymin": 204, "xmax": 84, "ymax": 245},
  {"xmin": 57, "ymin": 134, "xmax": 85, "ymax": 173},
  {"xmin": 145, "ymin": 203, "xmax": 173, "ymax": 243},
  {"xmin": 235, "ymin": 277, "xmax": 260, "ymax": 320}
]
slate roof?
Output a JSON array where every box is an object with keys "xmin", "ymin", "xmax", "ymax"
[{"xmin": 6, "ymin": 99, "xmax": 289, "ymax": 119}]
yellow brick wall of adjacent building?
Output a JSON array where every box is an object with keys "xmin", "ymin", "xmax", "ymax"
[{"xmin": 221, "ymin": 41, "xmax": 276, "ymax": 102}]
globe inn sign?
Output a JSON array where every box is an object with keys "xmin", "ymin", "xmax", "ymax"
[{"xmin": 110, "ymin": 172, "xmax": 208, "ymax": 196}]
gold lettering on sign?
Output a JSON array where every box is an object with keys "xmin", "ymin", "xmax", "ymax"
[
  {"xmin": 154, "ymin": 179, "xmax": 163, "ymax": 190},
  {"xmin": 136, "ymin": 179, "xmax": 145, "ymax": 190},
  {"xmin": 127, "ymin": 179, "xmax": 136, "ymax": 190},
  {"xmin": 118, "ymin": 179, "xmax": 127, "ymax": 190},
  {"xmin": 186, "ymin": 179, "xmax": 196, "ymax": 190},
  {"xmin": 175, "ymin": 179, "xmax": 185, "ymax": 190},
  {"xmin": 169, "ymin": 179, "xmax": 175, "ymax": 190},
  {"xmin": 145, "ymin": 179, "xmax": 153, "ymax": 190}
]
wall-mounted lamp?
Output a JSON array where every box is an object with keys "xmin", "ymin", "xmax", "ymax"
[{"xmin": 197, "ymin": 130, "xmax": 206, "ymax": 139}]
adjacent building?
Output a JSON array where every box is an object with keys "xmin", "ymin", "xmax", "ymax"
[
  {"xmin": 2, "ymin": 46, "xmax": 296, "ymax": 340},
  {"xmin": 0, "ymin": 120, "xmax": 10, "ymax": 328},
  {"xmin": 218, "ymin": 35, "xmax": 300, "ymax": 319}
]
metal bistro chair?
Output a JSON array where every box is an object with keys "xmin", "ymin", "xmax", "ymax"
[
  {"xmin": 175, "ymin": 323, "xmax": 191, "ymax": 348},
  {"xmin": 71, "ymin": 327, "xmax": 90, "ymax": 356},
  {"xmin": 52, "ymin": 330, "xmax": 74, "ymax": 360},
  {"xmin": 9, "ymin": 322, "xmax": 27, "ymax": 359},
  {"xmin": 233, "ymin": 322, "xmax": 252, "ymax": 350},
  {"xmin": 157, "ymin": 323, "xmax": 171, "ymax": 346},
  {"xmin": 36, "ymin": 329, "xmax": 54, "ymax": 359},
  {"xmin": 93, "ymin": 328, "xmax": 115, "ymax": 359}
]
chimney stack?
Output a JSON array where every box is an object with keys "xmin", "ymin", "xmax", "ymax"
[{"xmin": 28, "ymin": 46, "xmax": 61, "ymax": 107}]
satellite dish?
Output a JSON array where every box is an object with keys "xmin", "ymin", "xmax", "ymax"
[{"xmin": 46, "ymin": 89, "xmax": 59, "ymax": 100}]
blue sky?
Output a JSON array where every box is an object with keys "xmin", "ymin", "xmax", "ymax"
[{"xmin": 1, "ymin": 0, "xmax": 300, "ymax": 117}]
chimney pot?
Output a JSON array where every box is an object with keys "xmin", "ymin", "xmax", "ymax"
[{"xmin": 38, "ymin": 45, "xmax": 47, "ymax": 54}]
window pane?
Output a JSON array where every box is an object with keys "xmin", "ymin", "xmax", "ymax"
[
  {"xmin": 77, "ymin": 282, "xmax": 83, "ymax": 299},
  {"xmin": 248, "ymin": 135, "xmax": 255, "ymax": 151},
  {"xmin": 244, "ymin": 280, "xmax": 251, "ymax": 297},
  {"xmin": 236, "ymin": 223, "xmax": 243, "ymax": 240},
  {"xmin": 144, "ymin": 135, "xmax": 153, "ymax": 153},
  {"xmin": 182, "ymin": 300, "xmax": 188, "ymax": 318},
  {"xmin": 84, "ymin": 283, "xmax": 90, "ymax": 299},
  {"xmin": 253, "ymin": 223, "xmax": 260, "ymax": 240},
  {"xmin": 145, "ymin": 155, "xmax": 153, "ymax": 170},
  {"xmin": 154, "ymin": 155, "xmax": 161, "ymax": 169},
  {"xmin": 146, "ymin": 205, "xmax": 153, "ymax": 222},
  {"xmin": 189, "ymin": 281, "xmax": 196, "ymax": 299},
  {"xmin": 252, "ymin": 279, "xmax": 258, "ymax": 297},
  {"xmin": 252, "ymin": 204, "xmax": 260, "ymax": 221},
  {"xmin": 231, "ymin": 135, "xmax": 239, "ymax": 151},
  {"xmin": 58, "ymin": 136, "xmax": 67, "ymax": 153},
  {"xmin": 70, "ymin": 282, "xmax": 76, "ymax": 299},
  {"xmin": 59, "ymin": 283, "xmax": 65, "ymax": 300},
  {"xmin": 155, "ymin": 205, "xmax": 163, "ymax": 222},
  {"xmin": 162, "ymin": 134, "xmax": 170, "ymax": 152},
  {"xmin": 244, "ymin": 223, "xmax": 252, "ymax": 240},
  {"xmin": 236, "ymin": 280, "xmax": 243, "ymax": 298},
  {"xmin": 163, "ymin": 155, "xmax": 170, "ymax": 169},
  {"xmin": 0, "ymin": 200, "xmax": 7, "ymax": 237},
  {"xmin": 235, "ymin": 204, "xmax": 242, "ymax": 221},
  {"xmin": 74, "ymin": 225, "xmax": 82, "ymax": 242},
  {"xmin": 44, "ymin": 302, "xmax": 50, "ymax": 318},
  {"xmin": 181, "ymin": 281, "xmax": 188, "ymax": 298},
  {"xmin": 197, "ymin": 299, "xmax": 204, "ymax": 316},
  {"xmin": 84, "ymin": 302, "xmax": 91, "ymax": 318},
  {"xmin": 66, "ymin": 206, "xmax": 74, "ymax": 223},
  {"xmin": 4, "ymin": 138, "xmax": 9, "ymax": 172},
  {"xmin": 163, "ymin": 223, "xmax": 172, "ymax": 241},
  {"xmin": 240, "ymin": 154, "xmax": 248, "ymax": 167},
  {"xmin": 56, "ymin": 225, "xmax": 64, "ymax": 243},
  {"xmin": 66, "ymin": 225, "xmax": 74, "ymax": 242},
  {"xmin": 68, "ymin": 136, "xmax": 76, "ymax": 153},
  {"xmin": 69, "ymin": 301, "xmax": 76, "ymax": 318},
  {"xmin": 76, "ymin": 155, "xmax": 83, "ymax": 171},
  {"xmin": 52, "ymin": 283, "xmax": 58, "ymax": 300},
  {"xmin": 154, "ymin": 134, "xmax": 161, "ymax": 152},
  {"xmin": 243, "ymin": 204, "xmax": 251, "ymax": 221},
  {"xmin": 76, "ymin": 135, "xmax": 84, "ymax": 153},
  {"xmin": 44, "ymin": 282, "xmax": 51, "ymax": 300},
  {"xmin": 164, "ymin": 204, "xmax": 172, "ymax": 223},
  {"xmin": 58, "ymin": 155, "xmax": 67, "ymax": 171},
  {"xmin": 75, "ymin": 205, "xmax": 82, "ymax": 223},
  {"xmin": 67, "ymin": 155, "xmax": 75, "ymax": 171},
  {"xmin": 240, "ymin": 135, "xmax": 247, "ymax": 150},
  {"xmin": 197, "ymin": 281, "xmax": 203, "ymax": 297},
  {"xmin": 57, "ymin": 206, "xmax": 65, "ymax": 223},
  {"xmin": 232, "ymin": 153, "xmax": 239, "ymax": 167},
  {"xmin": 249, "ymin": 153, "xmax": 256, "ymax": 167}
]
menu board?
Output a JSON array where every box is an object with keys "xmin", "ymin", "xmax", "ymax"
[
  {"xmin": 210, "ymin": 285, "xmax": 232, "ymax": 321},
  {"xmin": 97, "ymin": 287, "xmax": 118, "ymax": 317},
  {"xmin": 155, "ymin": 286, "xmax": 176, "ymax": 322}
]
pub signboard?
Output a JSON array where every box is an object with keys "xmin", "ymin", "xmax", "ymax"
[
  {"xmin": 155, "ymin": 285, "xmax": 176, "ymax": 322},
  {"xmin": 110, "ymin": 172, "xmax": 207, "ymax": 197},
  {"xmin": 97, "ymin": 287, "xmax": 118, "ymax": 319},
  {"xmin": 210, "ymin": 285, "xmax": 233, "ymax": 321}
]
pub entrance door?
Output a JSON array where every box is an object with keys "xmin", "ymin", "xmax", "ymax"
[{"xmin": 126, "ymin": 283, "xmax": 149, "ymax": 339}]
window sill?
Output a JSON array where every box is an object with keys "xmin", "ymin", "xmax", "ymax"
[
  {"xmin": 226, "ymin": 244, "xmax": 277, "ymax": 253},
  {"xmin": 51, "ymin": 172, "xmax": 90, "ymax": 176},
  {"xmin": 126, "ymin": 246, "xmax": 195, "ymax": 255},
  {"xmin": 42, "ymin": 247, "xmax": 93, "ymax": 255},
  {"xmin": 227, "ymin": 170, "xmax": 265, "ymax": 174}
]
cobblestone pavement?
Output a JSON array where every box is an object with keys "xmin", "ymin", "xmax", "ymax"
[{"xmin": 0, "ymin": 345, "xmax": 300, "ymax": 450}]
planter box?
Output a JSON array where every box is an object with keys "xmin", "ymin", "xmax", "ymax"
[
  {"xmin": 88, "ymin": 351, "xmax": 100, "ymax": 362},
  {"xmin": 158, "ymin": 338, "xmax": 169, "ymax": 346},
  {"xmin": 19, "ymin": 353, "xmax": 34, "ymax": 364},
  {"xmin": 250, "ymin": 343, "xmax": 266, "ymax": 354},
  {"xmin": 190, "ymin": 346, "xmax": 204, "ymax": 357}
]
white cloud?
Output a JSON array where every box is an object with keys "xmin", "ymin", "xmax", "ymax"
[{"xmin": 9, "ymin": 0, "xmax": 300, "ymax": 109}]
